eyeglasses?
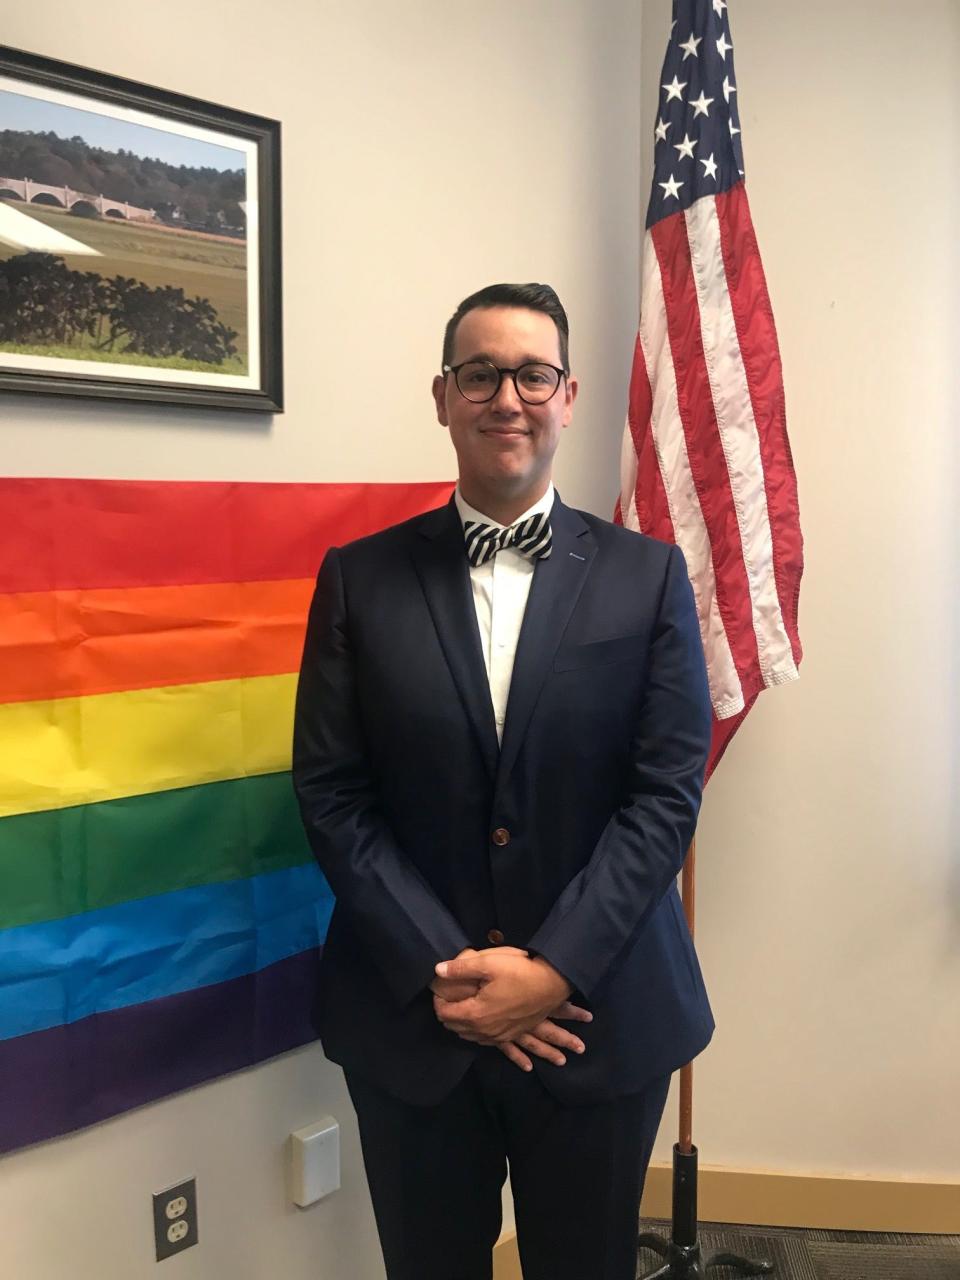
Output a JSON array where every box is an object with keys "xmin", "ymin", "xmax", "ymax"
[{"xmin": 443, "ymin": 360, "xmax": 566, "ymax": 405}]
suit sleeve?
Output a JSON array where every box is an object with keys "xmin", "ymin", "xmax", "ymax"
[
  {"xmin": 292, "ymin": 546, "xmax": 472, "ymax": 1007},
  {"xmin": 526, "ymin": 542, "xmax": 712, "ymax": 1003}
]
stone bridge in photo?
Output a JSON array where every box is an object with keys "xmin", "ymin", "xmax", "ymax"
[{"xmin": 0, "ymin": 177, "xmax": 156, "ymax": 222}]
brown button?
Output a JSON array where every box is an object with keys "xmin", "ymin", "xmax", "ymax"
[
  {"xmin": 491, "ymin": 827, "xmax": 510, "ymax": 846},
  {"xmin": 487, "ymin": 929, "xmax": 505, "ymax": 945}
]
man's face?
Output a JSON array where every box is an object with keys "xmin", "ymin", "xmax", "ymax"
[{"xmin": 432, "ymin": 305, "xmax": 577, "ymax": 507}]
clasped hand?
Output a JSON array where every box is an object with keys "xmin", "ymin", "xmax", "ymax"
[{"xmin": 430, "ymin": 946, "xmax": 592, "ymax": 1072}]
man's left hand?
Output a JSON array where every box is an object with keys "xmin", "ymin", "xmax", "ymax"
[{"xmin": 433, "ymin": 950, "xmax": 574, "ymax": 1043}]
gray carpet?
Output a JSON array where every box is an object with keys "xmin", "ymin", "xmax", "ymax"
[{"xmin": 637, "ymin": 1220, "xmax": 960, "ymax": 1280}]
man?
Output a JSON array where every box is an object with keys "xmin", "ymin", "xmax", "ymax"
[{"xmin": 293, "ymin": 282, "xmax": 713, "ymax": 1280}]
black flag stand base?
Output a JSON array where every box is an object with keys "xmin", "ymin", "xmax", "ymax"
[{"xmin": 637, "ymin": 1144, "xmax": 774, "ymax": 1278}]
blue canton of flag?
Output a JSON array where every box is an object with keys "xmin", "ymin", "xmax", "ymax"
[{"xmin": 648, "ymin": 0, "xmax": 743, "ymax": 228}]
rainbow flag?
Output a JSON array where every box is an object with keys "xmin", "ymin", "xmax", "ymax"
[{"xmin": 0, "ymin": 477, "xmax": 454, "ymax": 1152}]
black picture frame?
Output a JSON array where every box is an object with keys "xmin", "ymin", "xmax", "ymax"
[{"xmin": 0, "ymin": 45, "xmax": 282, "ymax": 413}]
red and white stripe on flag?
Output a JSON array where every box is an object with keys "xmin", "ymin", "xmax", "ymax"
[{"xmin": 616, "ymin": 182, "xmax": 803, "ymax": 779}]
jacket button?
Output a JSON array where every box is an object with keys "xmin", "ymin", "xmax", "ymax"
[
  {"xmin": 491, "ymin": 827, "xmax": 510, "ymax": 846},
  {"xmin": 487, "ymin": 929, "xmax": 505, "ymax": 945}
]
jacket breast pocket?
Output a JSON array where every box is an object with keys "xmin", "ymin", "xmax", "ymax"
[{"xmin": 553, "ymin": 632, "xmax": 647, "ymax": 673}]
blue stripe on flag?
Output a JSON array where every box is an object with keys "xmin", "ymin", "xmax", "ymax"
[{"xmin": 0, "ymin": 863, "xmax": 333, "ymax": 1040}]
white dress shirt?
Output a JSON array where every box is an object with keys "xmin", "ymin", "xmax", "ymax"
[{"xmin": 454, "ymin": 484, "xmax": 555, "ymax": 744}]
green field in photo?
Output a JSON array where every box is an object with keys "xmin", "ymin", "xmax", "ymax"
[
  {"xmin": 0, "ymin": 340, "xmax": 247, "ymax": 375},
  {"xmin": 0, "ymin": 201, "xmax": 249, "ymax": 373}
]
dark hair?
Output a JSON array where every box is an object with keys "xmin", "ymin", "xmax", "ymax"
[{"xmin": 441, "ymin": 282, "xmax": 570, "ymax": 374}]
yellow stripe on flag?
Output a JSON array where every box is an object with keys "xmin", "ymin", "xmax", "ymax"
[{"xmin": 0, "ymin": 674, "xmax": 297, "ymax": 819}]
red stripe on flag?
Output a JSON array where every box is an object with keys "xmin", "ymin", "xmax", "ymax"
[
  {"xmin": 706, "ymin": 691, "xmax": 758, "ymax": 783},
  {"xmin": 715, "ymin": 185, "xmax": 803, "ymax": 667},
  {"xmin": 650, "ymin": 209, "xmax": 760, "ymax": 688},
  {"xmin": 0, "ymin": 479, "xmax": 455, "ymax": 593},
  {"xmin": 627, "ymin": 332, "xmax": 673, "ymax": 541}
]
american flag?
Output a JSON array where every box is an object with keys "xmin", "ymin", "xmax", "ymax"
[{"xmin": 616, "ymin": 0, "xmax": 803, "ymax": 778}]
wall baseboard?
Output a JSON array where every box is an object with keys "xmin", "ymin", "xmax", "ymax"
[
  {"xmin": 492, "ymin": 1234, "xmax": 524, "ymax": 1280},
  {"xmin": 492, "ymin": 1165, "xmax": 959, "ymax": 1278},
  {"xmin": 639, "ymin": 1163, "xmax": 960, "ymax": 1234}
]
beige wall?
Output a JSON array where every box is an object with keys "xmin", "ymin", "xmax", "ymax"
[
  {"xmin": 645, "ymin": 0, "xmax": 960, "ymax": 1183},
  {"xmin": 2, "ymin": 1, "xmax": 959, "ymax": 1276},
  {"xmin": 0, "ymin": 1, "xmax": 641, "ymax": 1275}
]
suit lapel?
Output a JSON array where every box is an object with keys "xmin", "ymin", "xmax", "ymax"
[
  {"xmin": 497, "ymin": 498, "xmax": 597, "ymax": 785},
  {"xmin": 410, "ymin": 499, "xmax": 500, "ymax": 781}
]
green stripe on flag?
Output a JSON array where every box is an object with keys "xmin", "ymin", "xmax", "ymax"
[{"xmin": 0, "ymin": 771, "xmax": 313, "ymax": 930}]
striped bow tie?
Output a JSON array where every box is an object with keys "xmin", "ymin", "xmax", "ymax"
[{"xmin": 463, "ymin": 512, "xmax": 553, "ymax": 568}]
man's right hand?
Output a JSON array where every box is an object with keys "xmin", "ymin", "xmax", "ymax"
[{"xmin": 430, "ymin": 946, "xmax": 592, "ymax": 1070}]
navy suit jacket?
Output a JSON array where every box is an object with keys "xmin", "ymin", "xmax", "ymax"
[{"xmin": 292, "ymin": 495, "xmax": 714, "ymax": 1106}]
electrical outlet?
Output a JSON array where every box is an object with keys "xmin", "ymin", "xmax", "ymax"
[
  {"xmin": 165, "ymin": 1196, "xmax": 187, "ymax": 1220},
  {"xmin": 153, "ymin": 1178, "xmax": 198, "ymax": 1261}
]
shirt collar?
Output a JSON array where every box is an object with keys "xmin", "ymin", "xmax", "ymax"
[{"xmin": 454, "ymin": 483, "xmax": 555, "ymax": 531}]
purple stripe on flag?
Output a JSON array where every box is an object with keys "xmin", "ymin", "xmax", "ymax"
[{"xmin": 0, "ymin": 946, "xmax": 321, "ymax": 1154}]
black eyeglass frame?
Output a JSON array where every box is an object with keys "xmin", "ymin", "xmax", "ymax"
[{"xmin": 442, "ymin": 360, "xmax": 568, "ymax": 405}]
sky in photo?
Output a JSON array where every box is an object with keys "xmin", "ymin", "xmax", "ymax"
[{"xmin": 0, "ymin": 88, "xmax": 245, "ymax": 173}]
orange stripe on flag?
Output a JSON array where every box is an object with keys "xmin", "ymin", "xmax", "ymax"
[{"xmin": 0, "ymin": 579, "xmax": 314, "ymax": 704}]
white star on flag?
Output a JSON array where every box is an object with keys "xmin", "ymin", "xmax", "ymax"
[
  {"xmin": 700, "ymin": 152, "xmax": 718, "ymax": 180},
  {"xmin": 722, "ymin": 75, "xmax": 736, "ymax": 103},
  {"xmin": 712, "ymin": 0, "xmax": 727, "ymax": 13},
  {"xmin": 717, "ymin": 33, "xmax": 733, "ymax": 59},
  {"xmin": 679, "ymin": 34, "xmax": 702, "ymax": 60},
  {"xmin": 662, "ymin": 76, "xmax": 687, "ymax": 103},
  {"xmin": 690, "ymin": 91, "xmax": 714, "ymax": 118},
  {"xmin": 729, "ymin": 118, "xmax": 741, "ymax": 138},
  {"xmin": 654, "ymin": 117, "xmax": 671, "ymax": 143},
  {"xmin": 673, "ymin": 134, "xmax": 697, "ymax": 160},
  {"xmin": 659, "ymin": 173, "xmax": 683, "ymax": 200}
]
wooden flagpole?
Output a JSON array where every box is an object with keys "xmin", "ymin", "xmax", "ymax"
[
  {"xmin": 679, "ymin": 836, "xmax": 697, "ymax": 1155},
  {"xmin": 636, "ymin": 837, "xmax": 773, "ymax": 1278}
]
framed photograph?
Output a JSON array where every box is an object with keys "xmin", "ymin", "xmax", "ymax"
[{"xmin": 0, "ymin": 46, "xmax": 282, "ymax": 412}]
